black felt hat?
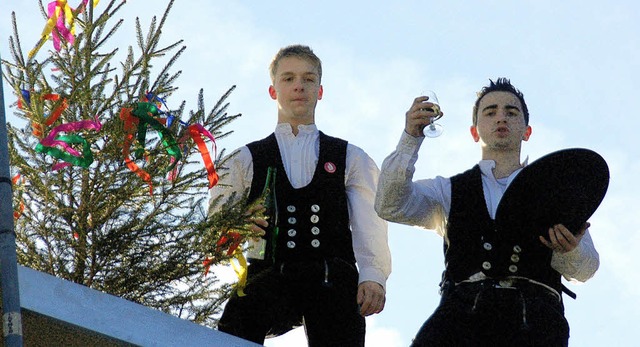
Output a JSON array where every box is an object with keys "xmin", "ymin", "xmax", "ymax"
[{"xmin": 496, "ymin": 148, "xmax": 609, "ymax": 237}]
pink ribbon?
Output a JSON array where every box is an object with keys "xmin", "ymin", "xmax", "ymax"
[
  {"xmin": 39, "ymin": 117, "xmax": 102, "ymax": 170},
  {"xmin": 29, "ymin": 0, "xmax": 101, "ymax": 57}
]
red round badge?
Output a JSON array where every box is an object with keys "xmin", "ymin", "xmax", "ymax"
[{"xmin": 324, "ymin": 162, "xmax": 336, "ymax": 173}]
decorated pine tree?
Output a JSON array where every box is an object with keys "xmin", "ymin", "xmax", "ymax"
[{"xmin": 1, "ymin": 0, "xmax": 256, "ymax": 327}]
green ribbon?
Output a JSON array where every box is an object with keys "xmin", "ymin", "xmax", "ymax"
[
  {"xmin": 35, "ymin": 134, "xmax": 94, "ymax": 168},
  {"xmin": 130, "ymin": 102, "xmax": 182, "ymax": 173}
]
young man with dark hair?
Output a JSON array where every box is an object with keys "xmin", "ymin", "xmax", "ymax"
[{"xmin": 375, "ymin": 78, "xmax": 599, "ymax": 346}]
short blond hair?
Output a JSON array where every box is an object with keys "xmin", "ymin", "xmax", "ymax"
[{"xmin": 269, "ymin": 45, "xmax": 322, "ymax": 83}]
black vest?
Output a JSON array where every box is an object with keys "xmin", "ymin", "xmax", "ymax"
[
  {"xmin": 246, "ymin": 132, "xmax": 355, "ymax": 264},
  {"xmin": 444, "ymin": 166, "xmax": 562, "ymax": 293}
]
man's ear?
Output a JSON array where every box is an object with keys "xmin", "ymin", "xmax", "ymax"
[
  {"xmin": 268, "ymin": 85, "xmax": 277, "ymax": 100},
  {"xmin": 470, "ymin": 126, "xmax": 480, "ymax": 142},
  {"xmin": 523, "ymin": 125, "xmax": 532, "ymax": 141},
  {"xmin": 317, "ymin": 85, "xmax": 323, "ymax": 100}
]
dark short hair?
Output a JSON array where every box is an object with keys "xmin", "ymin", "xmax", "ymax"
[
  {"xmin": 472, "ymin": 78, "xmax": 529, "ymax": 125},
  {"xmin": 269, "ymin": 45, "xmax": 322, "ymax": 83}
]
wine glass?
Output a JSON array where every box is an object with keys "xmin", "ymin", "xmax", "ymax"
[{"xmin": 421, "ymin": 90, "xmax": 444, "ymax": 138}]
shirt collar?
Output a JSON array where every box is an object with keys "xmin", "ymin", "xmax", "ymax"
[
  {"xmin": 275, "ymin": 123, "xmax": 318, "ymax": 136},
  {"xmin": 478, "ymin": 156, "xmax": 529, "ymax": 180}
]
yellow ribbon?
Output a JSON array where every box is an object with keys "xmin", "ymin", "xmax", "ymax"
[{"xmin": 229, "ymin": 248, "xmax": 248, "ymax": 297}]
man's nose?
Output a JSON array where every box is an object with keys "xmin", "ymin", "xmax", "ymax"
[{"xmin": 496, "ymin": 109, "xmax": 508, "ymax": 122}]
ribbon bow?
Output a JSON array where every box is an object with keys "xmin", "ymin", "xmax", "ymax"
[{"xmin": 120, "ymin": 102, "xmax": 183, "ymax": 195}]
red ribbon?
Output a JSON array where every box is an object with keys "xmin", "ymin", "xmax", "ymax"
[
  {"xmin": 120, "ymin": 107, "xmax": 154, "ymax": 195},
  {"xmin": 216, "ymin": 231, "xmax": 242, "ymax": 257},
  {"xmin": 42, "ymin": 94, "xmax": 67, "ymax": 126},
  {"xmin": 185, "ymin": 124, "xmax": 219, "ymax": 189},
  {"xmin": 202, "ymin": 257, "xmax": 214, "ymax": 276},
  {"xmin": 204, "ymin": 231, "xmax": 243, "ymax": 276},
  {"xmin": 19, "ymin": 92, "xmax": 68, "ymax": 138}
]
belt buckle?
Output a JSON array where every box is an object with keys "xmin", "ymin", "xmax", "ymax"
[{"xmin": 497, "ymin": 279, "xmax": 514, "ymax": 288}]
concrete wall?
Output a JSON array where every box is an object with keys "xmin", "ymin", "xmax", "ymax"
[{"xmin": 0, "ymin": 265, "xmax": 261, "ymax": 347}]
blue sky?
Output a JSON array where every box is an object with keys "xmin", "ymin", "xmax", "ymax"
[{"xmin": 2, "ymin": 1, "xmax": 639, "ymax": 346}]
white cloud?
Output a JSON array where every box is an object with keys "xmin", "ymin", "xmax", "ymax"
[
  {"xmin": 364, "ymin": 316, "xmax": 404, "ymax": 347},
  {"xmin": 264, "ymin": 315, "xmax": 403, "ymax": 347},
  {"xmin": 263, "ymin": 327, "xmax": 306, "ymax": 347}
]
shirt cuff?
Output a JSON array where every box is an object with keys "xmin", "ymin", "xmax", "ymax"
[
  {"xmin": 358, "ymin": 267, "xmax": 388, "ymax": 292},
  {"xmin": 398, "ymin": 130, "xmax": 424, "ymax": 156},
  {"xmin": 558, "ymin": 242, "xmax": 584, "ymax": 260}
]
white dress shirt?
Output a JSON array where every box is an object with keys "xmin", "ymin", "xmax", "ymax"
[
  {"xmin": 375, "ymin": 131, "xmax": 599, "ymax": 283},
  {"xmin": 210, "ymin": 123, "xmax": 392, "ymax": 289}
]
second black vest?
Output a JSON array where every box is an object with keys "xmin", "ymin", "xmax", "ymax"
[{"xmin": 444, "ymin": 165, "xmax": 562, "ymax": 294}]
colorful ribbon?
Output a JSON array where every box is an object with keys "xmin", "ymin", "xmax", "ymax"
[
  {"xmin": 29, "ymin": 0, "xmax": 100, "ymax": 58},
  {"xmin": 35, "ymin": 117, "xmax": 102, "ymax": 170},
  {"xmin": 215, "ymin": 231, "xmax": 243, "ymax": 257},
  {"xmin": 120, "ymin": 106, "xmax": 154, "ymax": 195},
  {"xmin": 41, "ymin": 94, "xmax": 68, "ymax": 127},
  {"xmin": 18, "ymin": 91, "xmax": 68, "ymax": 138},
  {"xmin": 30, "ymin": 0, "xmax": 75, "ymax": 57},
  {"xmin": 144, "ymin": 91, "xmax": 175, "ymax": 125},
  {"xmin": 119, "ymin": 95, "xmax": 219, "ymax": 195},
  {"xmin": 131, "ymin": 102, "xmax": 182, "ymax": 170},
  {"xmin": 229, "ymin": 249, "xmax": 248, "ymax": 297},
  {"xmin": 202, "ymin": 257, "xmax": 213, "ymax": 275},
  {"xmin": 168, "ymin": 124, "xmax": 219, "ymax": 189},
  {"xmin": 167, "ymin": 145, "xmax": 190, "ymax": 182},
  {"xmin": 17, "ymin": 89, "xmax": 31, "ymax": 109},
  {"xmin": 186, "ymin": 124, "xmax": 219, "ymax": 189},
  {"xmin": 120, "ymin": 102, "xmax": 183, "ymax": 195},
  {"xmin": 80, "ymin": 0, "xmax": 100, "ymax": 10},
  {"xmin": 20, "ymin": 90, "xmax": 99, "ymax": 170},
  {"xmin": 205, "ymin": 231, "xmax": 248, "ymax": 296}
]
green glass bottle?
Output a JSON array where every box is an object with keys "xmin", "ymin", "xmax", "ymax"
[{"xmin": 246, "ymin": 166, "xmax": 278, "ymax": 262}]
